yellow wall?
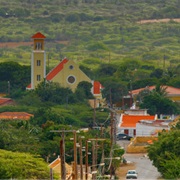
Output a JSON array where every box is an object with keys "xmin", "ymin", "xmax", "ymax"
[
  {"xmin": 33, "ymin": 52, "xmax": 45, "ymax": 88},
  {"xmin": 168, "ymin": 96, "xmax": 180, "ymax": 102},
  {"xmin": 52, "ymin": 60, "xmax": 91, "ymax": 91}
]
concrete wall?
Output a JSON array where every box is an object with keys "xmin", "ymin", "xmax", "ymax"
[
  {"xmin": 136, "ymin": 123, "xmax": 169, "ymax": 136},
  {"xmin": 126, "ymin": 136, "xmax": 158, "ymax": 153}
]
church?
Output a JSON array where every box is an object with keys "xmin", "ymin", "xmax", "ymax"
[{"xmin": 26, "ymin": 32, "xmax": 103, "ymax": 100}]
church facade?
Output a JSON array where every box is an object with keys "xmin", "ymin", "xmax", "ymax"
[{"xmin": 27, "ymin": 32, "xmax": 103, "ymax": 99}]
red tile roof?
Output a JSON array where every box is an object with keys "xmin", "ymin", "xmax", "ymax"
[
  {"xmin": 31, "ymin": 32, "xmax": 46, "ymax": 39},
  {"xmin": 49, "ymin": 157, "xmax": 60, "ymax": 169},
  {"xmin": 46, "ymin": 58, "xmax": 69, "ymax": 81},
  {"xmin": 131, "ymin": 85, "xmax": 180, "ymax": 95},
  {"xmin": 26, "ymin": 58, "xmax": 69, "ymax": 89},
  {"xmin": 120, "ymin": 115, "xmax": 155, "ymax": 128},
  {"xmin": 26, "ymin": 83, "xmax": 31, "ymax": 89},
  {"xmin": 49, "ymin": 156, "xmax": 72, "ymax": 178},
  {"xmin": 93, "ymin": 81, "xmax": 104, "ymax": 95},
  {"xmin": 0, "ymin": 112, "xmax": 34, "ymax": 120},
  {"xmin": 0, "ymin": 98, "xmax": 13, "ymax": 106}
]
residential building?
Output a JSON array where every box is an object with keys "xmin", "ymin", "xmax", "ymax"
[
  {"xmin": 48, "ymin": 156, "xmax": 72, "ymax": 179},
  {"xmin": 0, "ymin": 98, "xmax": 14, "ymax": 106},
  {"xmin": 136, "ymin": 119, "xmax": 170, "ymax": 136},
  {"xmin": 0, "ymin": 112, "xmax": 34, "ymax": 120},
  {"xmin": 118, "ymin": 114, "xmax": 156, "ymax": 137},
  {"xmin": 131, "ymin": 85, "xmax": 180, "ymax": 102}
]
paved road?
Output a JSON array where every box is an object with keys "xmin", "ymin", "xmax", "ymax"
[{"xmin": 117, "ymin": 140, "xmax": 163, "ymax": 180}]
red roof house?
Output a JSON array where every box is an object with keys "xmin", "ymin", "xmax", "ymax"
[
  {"xmin": 119, "ymin": 114, "xmax": 156, "ymax": 136},
  {"xmin": 0, "ymin": 112, "xmax": 34, "ymax": 120},
  {"xmin": 0, "ymin": 98, "xmax": 14, "ymax": 106},
  {"xmin": 131, "ymin": 85, "xmax": 180, "ymax": 102},
  {"xmin": 48, "ymin": 156, "xmax": 72, "ymax": 179}
]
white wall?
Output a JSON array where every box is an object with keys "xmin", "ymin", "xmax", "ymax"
[{"xmin": 136, "ymin": 123, "xmax": 169, "ymax": 136}]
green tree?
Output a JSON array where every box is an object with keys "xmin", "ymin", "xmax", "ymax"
[
  {"xmin": 150, "ymin": 68, "xmax": 163, "ymax": 79},
  {"xmin": 97, "ymin": 63, "xmax": 117, "ymax": 77},
  {"xmin": 139, "ymin": 84, "xmax": 179, "ymax": 115},
  {"xmin": 102, "ymin": 80, "xmax": 128, "ymax": 105},
  {"xmin": 75, "ymin": 81, "xmax": 94, "ymax": 99},
  {"xmin": 148, "ymin": 130, "xmax": 180, "ymax": 179},
  {"xmin": 0, "ymin": 61, "xmax": 30, "ymax": 91},
  {"xmin": 140, "ymin": 92, "xmax": 178, "ymax": 115},
  {"xmin": 0, "ymin": 149, "xmax": 51, "ymax": 179},
  {"xmin": 35, "ymin": 81, "xmax": 76, "ymax": 104}
]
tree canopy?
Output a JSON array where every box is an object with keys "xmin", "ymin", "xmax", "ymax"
[
  {"xmin": 139, "ymin": 85, "xmax": 179, "ymax": 115},
  {"xmin": 147, "ymin": 125, "xmax": 180, "ymax": 179},
  {"xmin": 0, "ymin": 149, "xmax": 51, "ymax": 179}
]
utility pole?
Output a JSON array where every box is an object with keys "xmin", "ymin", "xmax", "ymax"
[
  {"xmin": 130, "ymin": 80, "xmax": 133, "ymax": 108},
  {"xmin": 7, "ymin": 81, "xmax": 10, "ymax": 95},
  {"xmin": 50, "ymin": 130, "xmax": 66, "ymax": 180},
  {"xmin": 92, "ymin": 141, "xmax": 96, "ymax": 180},
  {"xmin": 85, "ymin": 140, "xmax": 89, "ymax": 180},
  {"xmin": 72, "ymin": 130, "xmax": 78, "ymax": 180},
  {"xmin": 60, "ymin": 131, "xmax": 66, "ymax": 180},
  {"xmin": 79, "ymin": 136, "xmax": 84, "ymax": 180},
  {"xmin": 100, "ymin": 124, "xmax": 105, "ymax": 176},
  {"xmin": 85, "ymin": 138, "xmax": 105, "ymax": 180},
  {"xmin": 50, "ymin": 168, "xmax": 53, "ymax": 180},
  {"xmin": 109, "ymin": 87, "xmax": 116, "ymax": 179},
  {"xmin": 93, "ymin": 98, "xmax": 96, "ymax": 127},
  {"xmin": 50, "ymin": 130, "xmax": 78, "ymax": 180}
]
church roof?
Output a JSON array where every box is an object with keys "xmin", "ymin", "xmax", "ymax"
[
  {"xmin": 31, "ymin": 32, "xmax": 46, "ymax": 39},
  {"xmin": 46, "ymin": 58, "xmax": 69, "ymax": 81},
  {"xmin": 26, "ymin": 58, "xmax": 69, "ymax": 89}
]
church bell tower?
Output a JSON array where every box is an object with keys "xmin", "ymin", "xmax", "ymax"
[{"xmin": 31, "ymin": 32, "xmax": 46, "ymax": 89}]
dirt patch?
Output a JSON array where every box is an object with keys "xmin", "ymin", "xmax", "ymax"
[
  {"xmin": 116, "ymin": 162, "xmax": 136, "ymax": 180},
  {"xmin": 0, "ymin": 41, "xmax": 69, "ymax": 48},
  {"xmin": 0, "ymin": 41, "xmax": 33, "ymax": 48},
  {"xmin": 137, "ymin": 18, "xmax": 180, "ymax": 24}
]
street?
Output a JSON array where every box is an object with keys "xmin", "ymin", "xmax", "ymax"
[{"xmin": 116, "ymin": 140, "xmax": 163, "ymax": 180}]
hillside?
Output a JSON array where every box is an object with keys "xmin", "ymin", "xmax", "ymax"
[{"xmin": 0, "ymin": 0, "xmax": 179, "ymax": 70}]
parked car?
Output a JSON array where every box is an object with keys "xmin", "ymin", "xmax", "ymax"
[
  {"xmin": 116, "ymin": 133, "xmax": 132, "ymax": 140},
  {"xmin": 126, "ymin": 170, "xmax": 138, "ymax": 179}
]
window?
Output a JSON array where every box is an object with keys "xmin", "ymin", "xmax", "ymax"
[
  {"xmin": 37, "ymin": 75, "xmax": 41, "ymax": 81},
  {"xmin": 67, "ymin": 75, "xmax": 75, "ymax": 84},
  {"xmin": 35, "ymin": 42, "xmax": 42, "ymax": 50},
  {"xmin": 37, "ymin": 60, "xmax": 41, "ymax": 66},
  {"xmin": 69, "ymin": 65, "xmax": 74, "ymax": 69}
]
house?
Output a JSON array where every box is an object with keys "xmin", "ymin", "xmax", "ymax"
[
  {"xmin": 0, "ymin": 98, "xmax": 14, "ymax": 106},
  {"xmin": 48, "ymin": 156, "xmax": 72, "ymax": 179},
  {"xmin": 131, "ymin": 85, "xmax": 180, "ymax": 102},
  {"xmin": 0, "ymin": 112, "xmax": 34, "ymax": 120},
  {"xmin": 26, "ymin": 32, "xmax": 103, "ymax": 98},
  {"xmin": 116, "ymin": 109, "xmax": 156, "ymax": 136},
  {"xmin": 169, "ymin": 115, "xmax": 180, "ymax": 129},
  {"xmin": 136, "ymin": 119, "xmax": 171, "ymax": 136},
  {"xmin": 118, "ymin": 114, "xmax": 156, "ymax": 137}
]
